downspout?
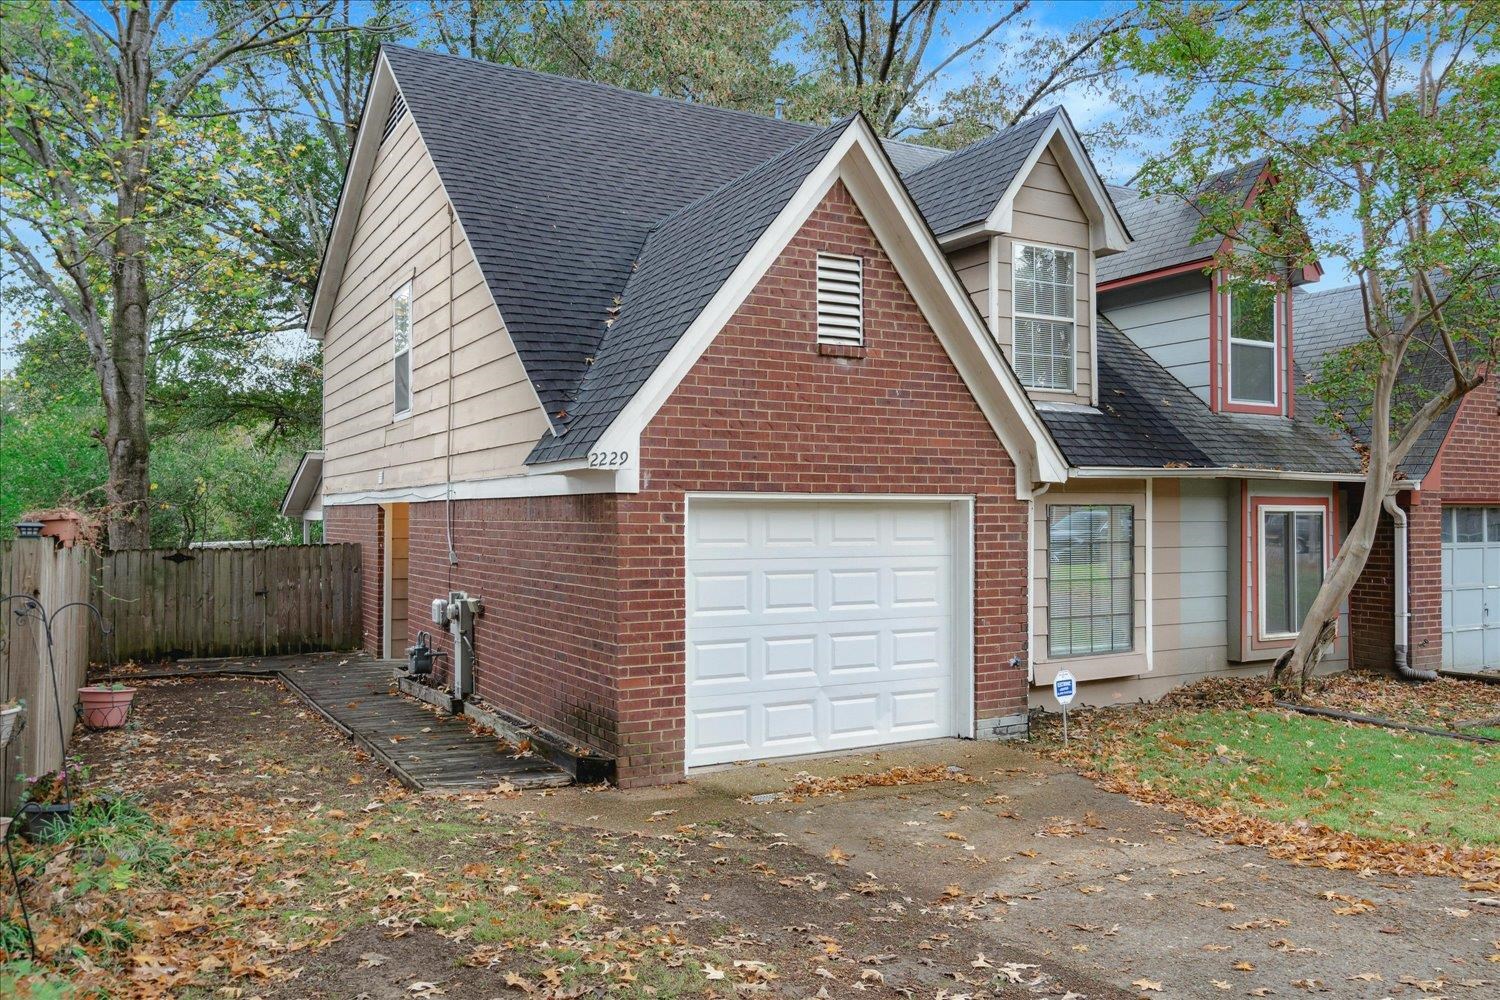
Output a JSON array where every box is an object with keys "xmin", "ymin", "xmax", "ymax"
[{"xmin": 1383, "ymin": 493, "xmax": 1436, "ymax": 681}]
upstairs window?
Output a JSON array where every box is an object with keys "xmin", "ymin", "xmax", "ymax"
[
  {"xmin": 1013, "ymin": 243, "xmax": 1076, "ymax": 391},
  {"xmin": 393, "ymin": 281, "xmax": 412, "ymax": 418},
  {"xmin": 1227, "ymin": 283, "xmax": 1278, "ymax": 405},
  {"xmin": 815, "ymin": 253, "xmax": 863, "ymax": 346}
]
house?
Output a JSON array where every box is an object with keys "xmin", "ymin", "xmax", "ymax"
[
  {"xmin": 1293, "ymin": 287, "xmax": 1500, "ymax": 676},
  {"xmin": 299, "ymin": 45, "xmax": 1487, "ymax": 786}
]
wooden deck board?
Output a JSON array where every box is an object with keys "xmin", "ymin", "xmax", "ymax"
[{"xmin": 271, "ymin": 658, "xmax": 571, "ymax": 790}]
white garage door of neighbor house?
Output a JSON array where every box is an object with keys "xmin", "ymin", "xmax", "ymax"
[
  {"xmin": 1442, "ymin": 506, "xmax": 1500, "ymax": 671},
  {"xmin": 685, "ymin": 498, "xmax": 966, "ymax": 768}
]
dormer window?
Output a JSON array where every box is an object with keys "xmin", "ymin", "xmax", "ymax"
[
  {"xmin": 1227, "ymin": 283, "xmax": 1278, "ymax": 405},
  {"xmin": 1013, "ymin": 243, "xmax": 1076, "ymax": 391}
]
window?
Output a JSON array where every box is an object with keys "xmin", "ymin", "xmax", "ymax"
[
  {"xmin": 1258, "ymin": 507, "xmax": 1325, "ymax": 638},
  {"xmin": 1442, "ymin": 506, "xmax": 1500, "ymax": 544},
  {"xmin": 1047, "ymin": 504, "xmax": 1133, "ymax": 657},
  {"xmin": 1013, "ymin": 243, "xmax": 1076, "ymax": 391},
  {"xmin": 815, "ymin": 253, "xmax": 862, "ymax": 345},
  {"xmin": 1228, "ymin": 283, "xmax": 1278, "ymax": 405},
  {"xmin": 392, "ymin": 281, "xmax": 412, "ymax": 417}
]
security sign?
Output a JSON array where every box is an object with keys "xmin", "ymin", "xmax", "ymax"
[{"xmin": 1053, "ymin": 669, "xmax": 1076, "ymax": 706}]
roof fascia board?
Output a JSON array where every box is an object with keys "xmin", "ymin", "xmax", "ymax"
[
  {"xmin": 1097, "ymin": 257, "xmax": 1215, "ymax": 293},
  {"xmin": 308, "ymin": 50, "xmax": 556, "ymax": 435},
  {"xmin": 324, "ymin": 467, "xmax": 638, "ymax": 506},
  {"xmin": 589, "ymin": 117, "xmax": 1069, "ymax": 495},
  {"xmin": 307, "ymin": 52, "xmax": 394, "ymax": 340},
  {"xmin": 279, "ymin": 450, "xmax": 325, "ymax": 516},
  {"xmin": 983, "ymin": 116, "xmax": 1130, "ymax": 253},
  {"xmin": 1068, "ymin": 466, "xmax": 1384, "ymax": 484}
]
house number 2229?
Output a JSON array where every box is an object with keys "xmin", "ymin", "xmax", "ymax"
[{"xmin": 588, "ymin": 450, "xmax": 630, "ymax": 468}]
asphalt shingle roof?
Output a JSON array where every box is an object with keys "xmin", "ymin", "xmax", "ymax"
[
  {"xmin": 1293, "ymin": 284, "xmax": 1460, "ymax": 479},
  {"xmin": 382, "ymin": 45, "xmax": 952, "ymax": 454},
  {"xmin": 902, "ymin": 110, "xmax": 1062, "ymax": 237},
  {"xmin": 1041, "ymin": 318, "xmax": 1363, "ymax": 474},
  {"xmin": 528, "ymin": 121, "xmax": 850, "ymax": 464},
  {"xmin": 1097, "ymin": 161, "xmax": 1266, "ymax": 286}
]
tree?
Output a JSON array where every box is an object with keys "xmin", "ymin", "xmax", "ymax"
[
  {"xmin": 1122, "ymin": 0, "xmax": 1500, "ymax": 694},
  {"xmin": 0, "ymin": 1, "xmax": 335, "ymax": 548},
  {"xmin": 800, "ymin": 0, "xmax": 1154, "ymax": 149}
]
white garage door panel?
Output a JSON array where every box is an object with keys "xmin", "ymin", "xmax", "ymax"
[
  {"xmin": 1441, "ymin": 506, "xmax": 1500, "ymax": 671},
  {"xmin": 686, "ymin": 499, "xmax": 961, "ymax": 768}
]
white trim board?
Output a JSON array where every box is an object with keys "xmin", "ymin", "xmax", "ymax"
[
  {"xmin": 589, "ymin": 115, "xmax": 1070, "ymax": 498},
  {"xmin": 324, "ymin": 468, "xmax": 637, "ymax": 507}
]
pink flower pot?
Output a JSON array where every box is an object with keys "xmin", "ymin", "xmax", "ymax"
[{"xmin": 79, "ymin": 686, "xmax": 135, "ymax": 729}]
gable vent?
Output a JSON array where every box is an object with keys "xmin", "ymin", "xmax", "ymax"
[
  {"xmin": 382, "ymin": 93, "xmax": 408, "ymax": 141},
  {"xmin": 816, "ymin": 253, "xmax": 863, "ymax": 345}
]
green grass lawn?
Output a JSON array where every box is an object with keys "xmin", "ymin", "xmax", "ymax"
[{"xmin": 1120, "ymin": 709, "xmax": 1500, "ymax": 846}]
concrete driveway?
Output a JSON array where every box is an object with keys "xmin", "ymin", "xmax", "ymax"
[{"xmin": 484, "ymin": 739, "xmax": 1497, "ymax": 998}]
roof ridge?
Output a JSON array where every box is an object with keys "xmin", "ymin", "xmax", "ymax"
[
  {"xmin": 643, "ymin": 116, "xmax": 856, "ymax": 236},
  {"xmin": 382, "ymin": 42, "xmax": 824, "ymax": 137},
  {"xmin": 905, "ymin": 107, "xmax": 1061, "ymax": 180}
]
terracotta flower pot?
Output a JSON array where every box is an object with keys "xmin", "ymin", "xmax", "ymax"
[{"xmin": 79, "ymin": 685, "xmax": 136, "ymax": 729}]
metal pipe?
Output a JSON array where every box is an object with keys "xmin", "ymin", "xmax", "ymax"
[{"xmin": 1383, "ymin": 493, "xmax": 1436, "ymax": 681}]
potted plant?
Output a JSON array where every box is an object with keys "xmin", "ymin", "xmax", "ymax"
[
  {"xmin": 0, "ymin": 698, "xmax": 23, "ymax": 749},
  {"xmin": 78, "ymin": 682, "xmax": 136, "ymax": 729},
  {"xmin": 17, "ymin": 765, "xmax": 75, "ymax": 841}
]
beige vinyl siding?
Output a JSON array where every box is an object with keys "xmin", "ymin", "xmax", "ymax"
[
  {"xmin": 1099, "ymin": 273, "xmax": 1213, "ymax": 402},
  {"xmin": 1031, "ymin": 478, "xmax": 1348, "ymax": 709},
  {"xmin": 998, "ymin": 145, "xmax": 1093, "ymax": 406},
  {"xmin": 321, "ymin": 112, "xmax": 549, "ymax": 498},
  {"xmin": 947, "ymin": 241, "xmax": 990, "ymax": 318}
]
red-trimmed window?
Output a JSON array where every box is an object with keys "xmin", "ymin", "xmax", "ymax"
[
  {"xmin": 1246, "ymin": 495, "xmax": 1334, "ymax": 648},
  {"xmin": 1212, "ymin": 273, "xmax": 1293, "ymax": 416}
]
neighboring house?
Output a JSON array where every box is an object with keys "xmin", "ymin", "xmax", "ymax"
[
  {"xmin": 1294, "ymin": 286, "xmax": 1500, "ymax": 676},
  {"xmin": 296, "ymin": 45, "xmax": 1472, "ymax": 786}
]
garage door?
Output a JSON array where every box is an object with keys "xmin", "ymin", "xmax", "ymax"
[
  {"xmin": 1442, "ymin": 506, "xmax": 1500, "ymax": 671},
  {"xmin": 685, "ymin": 498, "xmax": 964, "ymax": 768}
]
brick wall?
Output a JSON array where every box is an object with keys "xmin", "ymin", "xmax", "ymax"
[
  {"xmin": 405, "ymin": 496, "xmax": 622, "ymax": 755},
  {"xmin": 323, "ymin": 504, "xmax": 381, "ymax": 655},
  {"xmin": 1411, "ymin": 377, "xmax": 1500, "ymax": 673},
  {"xmin": 613, "ymin": 182, "xmax": 1029, "ymax": 786},
  {"xmin": 1350, "ymin": 376, "xmax": 1500, "ymax": 675}
]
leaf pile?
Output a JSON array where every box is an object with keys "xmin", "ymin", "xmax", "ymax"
[{"xmin": 767, "ymin": 763, "xmax": 976, "ymax": 801}]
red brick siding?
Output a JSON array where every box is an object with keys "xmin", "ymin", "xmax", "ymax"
[
  {"xmin": 403, "ymin": 496, "xmax": 622, "ymax": 754},
  {"xmin": 612, "ymin": 182, "xmax": 1029, "ymax": 786},
  {"xmin": 324, "ymin": 504, "xmax": 381, "ymax": 655},
  {"xmin": 1350, "ymin": 376, "xmax": 1500, "ymax": 674}
]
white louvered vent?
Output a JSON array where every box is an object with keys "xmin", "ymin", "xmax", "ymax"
[{"xmin": 816, "ymin": 253, "xmax": 863, "ymax": 346}]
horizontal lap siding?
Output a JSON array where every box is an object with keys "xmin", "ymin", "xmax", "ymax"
[
  {"xmin": 320, "ymin": 112, "xmax": 548, "ymax": 498},
  {"xmin": 996, "ymin": 147, "xmax": 1094, "ymax": 407},
  {"xmin": 1099, "ymin": 273, "xmax": 1213, "ymax": 402},
  {"xmin": 618, "ymin": 182, "xmax": 1028, "ymax": 786}
]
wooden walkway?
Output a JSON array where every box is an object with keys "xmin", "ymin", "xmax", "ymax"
[{"xmin": 103, "ymin": 652, "xmax": 572, "ymax": 791}]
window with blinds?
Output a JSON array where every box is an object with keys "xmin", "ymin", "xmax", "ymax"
[{"xmin": 816, "ymin": 253, "xmax": 863, "ymax": 346}]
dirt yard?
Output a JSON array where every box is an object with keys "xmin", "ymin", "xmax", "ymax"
[{"xmin": 4, "ymin": 671, "xmax": 1497, "ymax": 999}]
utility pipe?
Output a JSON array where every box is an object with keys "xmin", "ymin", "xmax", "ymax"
[{"xmin": 1383, "ymin": 492, "xmax": 1436, "ymax": 681}]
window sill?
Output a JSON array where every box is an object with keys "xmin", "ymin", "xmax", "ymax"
[
  {"xmin": 1033, "ymin": 650, "xmax": 1147, "ymax": 685},
  {"xmin": 817, "ymin": 342, "xmax": 867, "ymax": 359}
]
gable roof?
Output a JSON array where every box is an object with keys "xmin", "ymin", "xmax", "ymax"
[
  {"xmin": 1293, "ymin": 284, "xmax": 1460, "ymax": 479},
  {"xmin": 529, "ymin": 120, "xmax": 850, "ymax": 463},
  {"xmin": 1097, "ymin": 161, "xmax": 1266, "ymax": 286},
  {"xmin": 1040, "ymin": 318, "xmax": 1364, "ymax": 475},
  {"xmin": 903, "ymin": 107, "xmax": 1130, "ymax": 251}
]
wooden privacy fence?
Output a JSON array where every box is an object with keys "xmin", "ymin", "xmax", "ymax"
[
  {"xmin": 92, "ymin": 544, "xmax": 361, "ymax": 662},
  {"xmin": 2, "ymin": 537, "xmax": 93, "ymax": 816}
]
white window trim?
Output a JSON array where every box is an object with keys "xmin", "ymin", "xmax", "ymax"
[
  {"xmin": 1226, "ymin": 284, "xmax": 1280, "ymax": 407},
  {"xmin": 392, "ymin": 280, "xmax": 413, "ymax": 421},
  {"xmin": 1012, "ymin": 240, "xmax": 1078, "ymax": 394},
  {"xmin": 815, "ymin": 252, "xmax": 863, "ymax": 346},
  {"xmin": 1256, "ymin": 503, "xmax": 1327, "ymax": 641}
]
